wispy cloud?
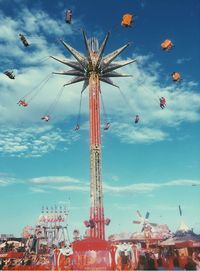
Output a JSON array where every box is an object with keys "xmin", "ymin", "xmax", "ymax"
[
  {"xmin": 28, "ymin": 178, "xmax": 200, "ymax": 195},
  {"xmin": 176, "ymin": 57, "xmax": 191, "ymax": 64},
  {"xmin": 104, "ymin": 182, "xmax": 160, "ymax": 193},
  {"xmin": 187, "ymin": 81, "xmax": 198, "ymax": 88},
  {"xmin": 2, "ymin": 172, "xmax": 200, "ymax": 194},
  {"xmin": 30, "ymin": 187, "xmax": 47, "ymax": 193},
  {"xmin": 0, "ymin": 179, "xmax": 11, "ymax": 186},
  {"xmin": 110, "ymin": 123, "xmax": 168, "ymax": 144},
  {"xmin": 103, "ymin": 178, "xmax": 200, "ymax": 194},
  {"xmin": 0, "ymin": 173, "xmax": 18, "ymax": 186},
  {"xmin": 165, "ymin": 179, "xmax": 200, "ymax": 186},
  {"xmin": 0, "ymin": 125, "xmax": 79, "ymax": 157},
  {"xmin": 30, "ymin": 176, "xmax": 81, "ymax": 184},
  {"xmin": 52, "ymin": 185, "xmax": 89, "ymax": 192},
  {"xmin": 28, "ymin": 176, "xmax": 89, "ymax": 193}
]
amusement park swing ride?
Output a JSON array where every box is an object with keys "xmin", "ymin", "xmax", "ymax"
[
  {"xmin": 19, "ymin": 29, "xmax": 136, "ymax": 241},
  {"xmin": 14, "ymin": 32, "xmax": 180, "ymax": 243},
  {"xmin": 14, "ymin": 28, "xmax": 140, "ymax": 270},
  {"xmin": 2, "ymin": 10, "xmax": 188, "ymax": 270},
  {"xmin": 50, "ymin": 30, "xmax": 136, "ymax": 240}
]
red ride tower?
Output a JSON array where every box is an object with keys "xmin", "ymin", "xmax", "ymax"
[
  {"xmin": 89, "ymin": 71, "xmax": 104, "ymax": 238},
  {"xmin": 51, "ymin": 31, "xmax": 136, "ymax": 239}
]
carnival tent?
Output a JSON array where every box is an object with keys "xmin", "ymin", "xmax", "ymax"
[{"xmin": 160, "ymin": 230, "xmax": 200, "ymax": 248}]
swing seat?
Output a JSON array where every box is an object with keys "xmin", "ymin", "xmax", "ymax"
[
  {"xmin": 41, "ymin": 115, "xmax": 50, "ymax": 122},
  {"xmin": 171, "ymin": 72, "xmax": 181, "ymax": 82},
  {"xmin": 74, "ymin": 124, "xmax": 80, "ymax": 131},
  {"xmin": 19, "ymin": 34, "xmax": 29, "ymax": 47},
  {"xmin": 121, "ymin": 14, "xmax": 133, "ymax": 27},
  {"xmin": 161, "ymin": 39, "xmax": 174, "ymax": 51},
  {"xmin": 104, "ymin": 122, "xmax": 110, "ymax": 130},
  {"xmin": 159, "ymin": 97, "xmax": 166, "ymax": 109},
  {"xmin": 4, "ymin": 70, "xmax": 15, "ymax": 79},
  {"xmin": 18, "ymin": 100, "xmax": 28, "ymax": 107},
  {"xmin": 65, "ymin": 10, "xmax": 72, "ymax": 24},
  {"xmin": 135, "ymin": 115, "xmax": 139, "ymax": 123},
  {"xmin": 84, "ymin": 220, "xmax": 90, "ymax": 227}
]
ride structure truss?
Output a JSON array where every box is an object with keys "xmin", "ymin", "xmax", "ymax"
[{"xmin": 51, "ymin": 30, "xmax": 136, "ymax": 240}]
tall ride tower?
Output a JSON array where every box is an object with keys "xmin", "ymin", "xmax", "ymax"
[{"xmin": 51, "ymin": 31, "xmax": 136, "ymax": 239}]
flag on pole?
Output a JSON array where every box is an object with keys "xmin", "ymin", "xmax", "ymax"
[{"xmin": 179, "ymin": 205, "xmax": 182, "ymax": 216}]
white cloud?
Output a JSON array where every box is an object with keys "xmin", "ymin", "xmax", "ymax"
[
  {"xmin": 104, "ymin": 182, "xmax": 160, "ymax": 193},
  {"xmin": 187, "ymin": 81, "xmax": 198, "ymax": 88},
  {"xmin": 30, "ymin": 187, "xmax": 47, "ymax": 193},
  {"xmin": 2, "ymin": 172, "xmax": 200, "ymax": 194},
  {"xmin": 0, "ymin": 179, "xmax": 11, "ymax": 186},
  {"xmin": 165, "ymin": 179, "xmax": 200, "ymax": 186},
  {"xmin": 110, "ymin": 122, "xmax": 168, "ymax": 144},
  {"xmin": 52, "ymin": 185, "xmax": 89, "ymax": 192},
  {"xmin": 0, "ymin": 173, "xmax": 18, "ymax": 186},
  {"xmin": 103, "ymin": 178, "xmax": 200, "ymax": 194},
  {"xmin": 28, "ymin": 180, "xmax": 89, "ymax": 193},
  {"xmin": 28, "ymin": 177, "xmax": 200, "ymax": 194},
  {"xmin": 0, "ymin": 125, "xmax": 79, "ymax": 157},
  {"xmin": 30, "ymin": 176, "xmax": 81, "ymax": 184},
  {"xmin": 176, "ymin": 57, "xmax": 191, "ymax": 64}
]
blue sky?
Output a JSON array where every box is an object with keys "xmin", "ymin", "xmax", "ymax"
[{"xmin": 0, "ymin": 0, "xmax": 200, "ymax": 239}]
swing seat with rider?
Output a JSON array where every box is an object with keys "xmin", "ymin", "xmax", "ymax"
[
  {"xmin": 161, "ymin": 39, "xmax": 174, "ymax": 51},
  {"xmin": 104, "ymin": 122, "xmax": 110, "ymax": 130},
  {"xmin": 171, "ymin": 72, "xmax": 181, "ymax": 82},
  {"xmin": 121, "ymin": 14, "xmax": 133, "ymax": 27},
  {"xmin": 19, "ymin": 34, "xmax": 29, "ymax": 47},
  {"xmin": 135, "ymin": 115, "xmax": 140, "ymax": 124},
  {"xmin": 4, "ymin": 70, "xmax": 15, "ymax": 79},
  {"xmin": 41, "ymin": 115, "xmax": 50, "ymax": 122},
  {"xmin": 65, "ymin": 9, "xmax": 72, "ymax": 24},
  {"xmin": 17, "ymin": 100, "xmax": 28, "ymax": 107},
  {"xmin": 74, "ymin": 124, "xmax": 80, "ymax": 131}
]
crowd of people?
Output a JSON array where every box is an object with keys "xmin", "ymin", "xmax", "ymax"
[
  {"xmin": 0, "ymin": 253, "xmax": 51, "ymax": 270},
  {"xmin": 0, "ymin": 240, "xmax": 73, "ymax": 270},
  {"xmin": 1, "ymin": 238, "xmax": 200, "ymax": 270},
  {"xmin": 137, "ymin": 248, "xmax": 200, "ymax": 270},
  {"xmin": 0, "ymin": 242, "xmax": 25, "ymax": 254}
]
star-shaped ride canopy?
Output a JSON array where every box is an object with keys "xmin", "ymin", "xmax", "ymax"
[{"xmin": 50, "ymin": 30, "xmax": 136, "ymax": 92}]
